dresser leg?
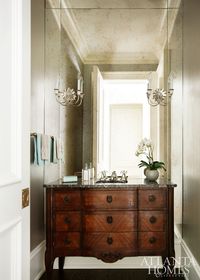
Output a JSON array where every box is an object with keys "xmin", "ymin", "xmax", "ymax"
[
  {"xmin": 59, "ymin": 257, "xmax": 65, "ymax": 270},
  {"xmin": 45, "ymin": 250, "xmax": 54, "ymax": 278}
]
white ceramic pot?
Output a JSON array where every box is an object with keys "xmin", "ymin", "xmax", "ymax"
[
  {"xmin": 144, "ymin": 167, "xmax": 148, "ymax": 176},
  {"xmin": 145, "ymin": 169, "xmax": 159, "ymax": 181}
]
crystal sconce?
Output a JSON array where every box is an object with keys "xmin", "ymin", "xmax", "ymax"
[
  {"xmin": 146, "ymin": 72, "xmax": 174, "ymax": 106},
  {"xmin": 54, "ymin": 73, "xmax": 84, "ymax": 107}
]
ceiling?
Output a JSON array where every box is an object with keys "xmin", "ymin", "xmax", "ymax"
[{"xmin": 49, "ymin": 0, "xmax": 180, "ymax": 64}]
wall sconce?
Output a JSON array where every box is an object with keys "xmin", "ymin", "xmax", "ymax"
[
  {"xmin": 146, "ymin": 72, "xmax": 174, "ymax": 106},
  {"xmin": 54, "ymin": 73, "xmax": 84, "ymax": 107}
]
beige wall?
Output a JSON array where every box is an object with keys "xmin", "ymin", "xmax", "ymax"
[
  {"xmin": 31, "ymin": 0, "xmax": 83, "ymax": 250},
  {"xmin": 170, "ymin": 5, "xmax": 183, "ymax": 226},
  {"xmin": 44, "ymin": 8, "xmax": 60, "ymax": 185},
  {"xmin": 31, "ymin": 0, "xmax": 46, "ymax": 250},
  {"xmin": 60, "ymin": 22, "xmax": 83, "ymax": 175},
  {"xmin": 156, "ymin": 49, "xmax": 170, "ymax": 180},
  {"xmin": 182, "ymin": 0, "xmax": 200, "ymax": 265}
]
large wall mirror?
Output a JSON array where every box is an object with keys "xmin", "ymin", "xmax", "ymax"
[{"xmin": 45, "ymin": 0, "xmax": 183, "ymax": 224}]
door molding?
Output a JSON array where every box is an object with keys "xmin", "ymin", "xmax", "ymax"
[
  {"xmin": 0, "ymin": 217, "xmax": 21, "ymax": 234},
  {"xmin": 0, "ymin": 0, "xmax": 30, "ymax": 278},
  {"xmin": 0, "ymin": 217, "xmax": 22, "ymax": 280},
  {"xmin": 0, "ymin": 0, "xmax": 23, "ymax": 187}
]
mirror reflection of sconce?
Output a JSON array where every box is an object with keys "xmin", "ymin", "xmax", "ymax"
[
  {"xmin": 54, "ymin": 72, "xmax": 84, "ymax": 107},
  {"xmin": 146, "ymin": 72, "xmax": 174, "ymax": 106}
]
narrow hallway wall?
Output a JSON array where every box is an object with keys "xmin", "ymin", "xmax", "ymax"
[{"xmin": 182, "ymin": 0, "xmax": 200, "ymax": 265}]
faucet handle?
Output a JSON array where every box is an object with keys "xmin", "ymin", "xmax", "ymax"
[
  {"xmin": 111, "ymin": 171, "xmax": 117, "ymax": 181},
  {"xmin": 121, "ymin": 170, "xmax": 127, "ymax": 181},
  {"xmin": 100, "ymin": 170, "xmax": 107, "ymax": 180}
]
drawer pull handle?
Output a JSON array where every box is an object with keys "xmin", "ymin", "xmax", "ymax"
[
  {"xmin": 107, "ymin": 216, "xmax": 113, "ymax": 224},
  {"xmin": 149, "ymin": 216, "xmax": 157, "ymax": 224},
  {"xmin": 107, "ymin": 237, "xmax": 113, "ymax": 245},
  {"xmin": 64, "ymin": 217, "xmax": 71, "ymax": 224},
  {"xmin": 64, "ymin": 238, "xmax": 71, "ymax": 245},
  {"xmin": 148, "ymin": 195, "xmax": 156, "ymax": 202},
  {"xmin": 63, "ymin": 196, "xmax": 70, "ymax": 204},
  {"xmin": 107, "ymin": 195, "xmax": 112, "ymax": 203},
  {"xmin": 149, "ymin": 237, "xmax": 156, "ymax": 244}
]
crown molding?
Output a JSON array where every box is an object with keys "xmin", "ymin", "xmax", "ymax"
[
  {"xmin": 61, "ymin": 0, "xmax": 89, "ymax": 63},
  {"xmin": 84, "ymin": 50, "xmax": 159, "ymax": 64},
  {"xmin": 84, "ymin": 54, "xmax": 158, "ymax": 65},
  {"xmin": 159, "ymin": 0, "xmax": 181, "ymax": 52}
]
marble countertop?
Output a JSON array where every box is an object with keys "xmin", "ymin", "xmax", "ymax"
[{"xmin": 44, "ymin": 177, "xmax": 177, "ymax": 189}]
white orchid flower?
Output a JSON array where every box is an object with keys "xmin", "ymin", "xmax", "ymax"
[
  {"xmin": 143, "ymin": 138, "xmax": 152, "ymax": 147},
  {"xmin": 135, "ymin": 138, "xmax": 153, "ymax": 159},
  {"xmin": 135, "ymin": 138, "xmax": 165, "ymax": 172}
]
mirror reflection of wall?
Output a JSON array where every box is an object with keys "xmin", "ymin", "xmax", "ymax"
[
  {"xmin": 104, "ymin": 80, "xmax": 150, "ymax": 177},
  {"xmin": 93, "ymin": 74, "xmax": 151, "ymax": 178}
]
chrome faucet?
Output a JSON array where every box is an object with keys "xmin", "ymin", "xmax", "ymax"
[
  {"xmin": 111, "ymin": 171, "xmax": 118, "ymax": 181},
  {"xmin": 121, "ymin": 170, "xmax": 127, "ymax": 181},
  {"xmin": 100, "ymin": 170, "xmax": 107, "ymax": 180}
]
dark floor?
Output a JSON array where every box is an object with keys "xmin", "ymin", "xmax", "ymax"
[{"xmin": 40, "ymin": 269, "xmax": 186, "ymax": 280}]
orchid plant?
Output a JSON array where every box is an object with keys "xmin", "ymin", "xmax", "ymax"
[{"xmin": 135, "ymin": 138, "xmax": 166, "ymax": 171}]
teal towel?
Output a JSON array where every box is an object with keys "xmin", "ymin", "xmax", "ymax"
[
  {"xmin": 33, "ymin": 134, "xmax": 44, "ymax": 166},
  {"xmin": 45, "ymin": 136, "xmax": 52, "ymax": 166},
  {"xmin": 52, "ymin": 137, "xmax": 58, "ymax": 164},
  {"xmin": 43, "ymin": 135, "xmax": 58, "ymax": 165},
  {"xmin": 33, "ymin": 136, "xmax": 37, "ymax": 165},
  {"xmin": 56, "ymin": 138, "xmax": 64, "ymax": 163},
  {"xmin": 50, "ymin": 137, "xmax": 54, "ymax": 163}
]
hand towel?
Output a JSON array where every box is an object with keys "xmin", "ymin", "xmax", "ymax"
[
  {"xmin": 52, "ymin": 137, "xmax": 58, "ymax": 164},
  {"xmin": 33, "ymin": 133, "xmax": 44, "ymax": 166},
  {"xmin": 57, "ymin": 138, "xmax": 64, "ymax": 161},
  {"xmin": 41, "ymin": 134, "xmax": 49, "ymax": 160},
  {"xmin": 33, "ymin": 135, "xmax": 37, "ymax": 165},
  {"xmin": 44, "ymin": 136, "xmax": 52, "ymax": 166}
]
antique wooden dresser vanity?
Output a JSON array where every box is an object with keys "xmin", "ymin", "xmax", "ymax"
[{"xmin": 44, "ymin": 179, "xmax": 176, "ymax": 275}]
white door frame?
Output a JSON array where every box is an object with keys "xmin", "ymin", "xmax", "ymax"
[
  {"xmin": 0, "ymin": 0, "xmax": 31, "ymax": 279},
  {"xmin": 92, "ymin": 66, "xmax": 105, "ymax": 176}
]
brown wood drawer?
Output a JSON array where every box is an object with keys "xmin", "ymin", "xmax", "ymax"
[
  {"xmin": 138, "ymin": 211, "xmax": 166, "ymax": 232},
  {"xmin": 83, "ymin": 190, "xmax": 137, "ymax": 210},
  {"xmin": 55, "ymin": 212, "xmax": 81, "ymax": 231},
  {"xmin": 138, "ymin": 232, "xmax": 166, "ymax": 251},
  {"xmin": 138, "ymin": 189, "xmax": 167, "ymax": 209},
  {"xmin": 83, "ymin": 211, "xmax": 137, "ymax": 232},
  {"xmin": 54, "ymin": 190, "xmax": 81, "ymax": 210},
  {"xmin": 54, "ymin": 232, "xmax": 80, "ymax": 249},
  {"xmin": 83, "ymin": 232, "xmax": 137, "ymax": 251}
]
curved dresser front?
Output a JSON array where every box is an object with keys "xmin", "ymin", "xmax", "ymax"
[{"xmin": 44, "ymin": 179, "xmax": 176, "ymax": 276}]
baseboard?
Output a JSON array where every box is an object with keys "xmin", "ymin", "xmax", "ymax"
[
  {"xmin": 30, "ymin": 240, "xmax": 46, "ymax": 280},
  {"xmin": 175, "ymin": 224, "xmax": 182, "ymax": 244},
  {"xmin": 175, "ymin": 226, "xmax": 200, "ymax": 280},
  {"xmin": 32, "ymin": 233, "xmax": 200, "ymax": 279}
]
